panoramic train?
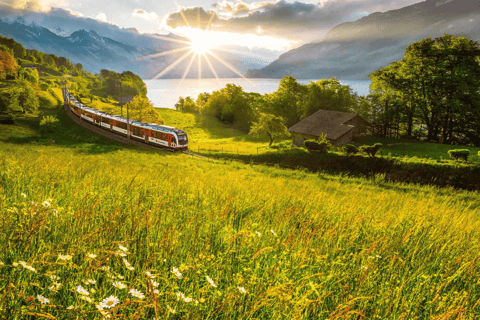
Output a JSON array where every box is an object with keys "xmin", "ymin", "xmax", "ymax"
[{"xmin": 62, "ymin": 88, "xmax": 188, "ymax": 151}]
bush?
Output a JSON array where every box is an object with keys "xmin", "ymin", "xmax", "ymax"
[
  {"xmin": 360, "ymin": 143, "xmax": 382, "ymax": 157},
  {"xmin": 342, "ymin": 144, "xmax": 358, "ymax": 156},
  {"xmin": 304, "ymin": 138, "xmax": 331, "ymax": 154},
  {"xmin": 39, "ymin": 115, "xmax": 60, "ymax": 136},
  {"xmin": 448, "ymin": 149, "xmax": 469, "ymax": 162},
  {"xmin": 270, "ymin": 142, "xmax": 291, "ymax": 150}
]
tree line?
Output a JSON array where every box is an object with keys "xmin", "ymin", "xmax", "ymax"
[{"xmin": 175, "ymin": 34, "xmax": 480, "ymax": 146}]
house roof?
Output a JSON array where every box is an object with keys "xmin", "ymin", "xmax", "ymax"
[{"xmin": 288, "ymin": 109, "xmax": 359, "ymax": 140}]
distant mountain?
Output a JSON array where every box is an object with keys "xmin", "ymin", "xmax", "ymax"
[
  {"xmin": 0, "ymin": 18, "xmax": 278, "ymax": 78},
  {"xmin": 248, "ymin": 0, "xmax": 480, "ymax": 80}
]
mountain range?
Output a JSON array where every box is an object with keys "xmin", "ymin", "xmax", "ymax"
[
  {"xmin": 0, "ymin": 17, "xmax": 279, "ymax": 79},
  {"xmin": 248, "ymin": 0, "xmax": 480, "ymax": 80}
]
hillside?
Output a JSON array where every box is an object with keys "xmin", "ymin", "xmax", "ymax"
[
  {"xmin": 1, "ymin": 104, "xmax": 480, "ymax": 318},
  {"xmin": 249, "ymin": 0, "xmax": 480, "ymax": 79}
]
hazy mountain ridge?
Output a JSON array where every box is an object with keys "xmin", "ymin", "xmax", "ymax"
[
  {"xmin": 249, "ymin": 0, "xmax": 480, "ymax": 80},
  {"xmin": 0, "ymin": 17, "xmax": 277, "ymax": 79}
]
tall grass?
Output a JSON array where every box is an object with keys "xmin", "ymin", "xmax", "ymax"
[{"xmin": 1, "ymin": 141, "xmax": 479, "ymax": 319}]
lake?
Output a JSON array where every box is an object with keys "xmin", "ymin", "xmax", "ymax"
[{"xmin": 145, "ymin": 78, "xmax": 371, "ymax": 110}]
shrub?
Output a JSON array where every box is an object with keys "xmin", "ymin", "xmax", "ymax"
[
  {"xmin": 270, "ymin": 142, "xmax": 291, "ymax": 149},
  {"xmin": 359, "ymin": 143, "xmax": 382, "ymax": 157},
  {"xmin": 448, "ymin": 149, "xmax": 469, "ymax": 162},
  {"xmin": 39, "ymin": 115, "xmax": 60, "ymax": 135},
  {"xmin": 304, "ymin": 137, "xmax": 331, "ymax": 154},
  {"xmin": 342, "ymin": 144, "xmax": 358, "ymax": 156}
]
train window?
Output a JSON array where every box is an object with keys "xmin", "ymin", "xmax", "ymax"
[
  {"xmin": 172, "ymin": 136, "xmax": 177, "ymax": 144},
  {"xmin": 117, "ymin": 121, "xmax": 127, "ymax": 129}
]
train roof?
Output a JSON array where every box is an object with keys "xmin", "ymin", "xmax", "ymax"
[{"xmin": 68, "ymin": 94, "xmax": 186, "ymax": 134}]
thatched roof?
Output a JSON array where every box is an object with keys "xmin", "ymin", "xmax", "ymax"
[{"xmin": 288, "ymin": 110, "xmax": 359, "ymax": 140}]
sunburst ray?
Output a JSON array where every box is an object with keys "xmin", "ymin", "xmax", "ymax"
[
  {"xmin": 147, "ymin": 49, "xmax": 194, "ymax": 82},
  {"xmin": 181, "ymin": 52, "xmax": 197, "ymax": 81},
  {"xmin": 203, "ymin": 53, "xmax": 219, "ymax": 79},
  {"xmin": 136, "ymin": 47, "xmax": 191, "ymax": 61},
  {"xmin": 206, "ymin": 51, "xmax": 246, "ymax": 79}
]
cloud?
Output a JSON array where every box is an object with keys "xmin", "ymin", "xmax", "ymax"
[
  {"xmin": 165, "ymin": 7, "xmax": 219, "ymax": 30},
  {"xmin": 0, "ymin": 0, "xmax": 65, "ymax": 13},
  {"xmin": 95, "ymin": 12, "xmax": 107, "ymax": 22},
  {"xmin": 132, "ymin": 9, "xmax": 159, "ymax": 21},
  {"xmin": 213, "ymin": 0, "xmax": 279, "ymax": 16},
  {"xmin": 165, "ymin": 0, "xmax": 422, "ymax": 43}
]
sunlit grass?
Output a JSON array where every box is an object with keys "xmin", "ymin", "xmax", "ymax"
[{"xmin": 0, "ymin": 140, "xmax": 479, "ymax": 319}]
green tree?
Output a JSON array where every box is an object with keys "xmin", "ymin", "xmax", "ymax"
[
  {"xmin": 0, "ymin": 47, "xmax": 18, "ymax": 80},
  {"xmin": 249, "ymin": 113, "xmax": 290, "ymax": 146},
  {"xmin": 126, "ymin": 95, "xmax": 165, "ymax": 124},
  {"xmin": 266, "ymin": 76, "xmax": 306, "ymax": 127},
  {"xmin": 9, "ymin": 77, "xmax": 39, "ymax": 114}
]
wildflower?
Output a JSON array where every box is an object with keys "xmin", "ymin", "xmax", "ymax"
[
  {"xmin": 52, "ymin": 209, "xmax": 58, "ymax": 216},
  {"xmin": 58, "ymin": 254, "xmax": 72, "ymax": 261},
  {"xmin": 66, "ymin": 305, "xmax": 78, "ymax": 310},
  {"xmin": 87, "ymin": 253, "xmax": 97, "ymax": 259},
  {"xmin": 176, "ymin": 291, "xmax": 193, "ymax": 302},
  {"xmin": 101, "ymin": 266, "xmax": 110, "ymax": 272},
  {"xmin": 42, "ymin": 200, "xmax": 51, "ymax": 208},
  {"xmin": 37, "ymin": 295, "xmax": 50, "ymax": 304},
  {"xmin": 21, "ymin": 193, "xmax": 27, "ymax": 198},
  {"xmin": 118, "ymin": 245, "xmax": 128, "ymax": 253},
  {"xmin": 48, "ymin": 282, "xmax": 62, "ymax": 292},
  {"xmin": 154, "ymin": 289, "xmax": 159, "ymax": 294},
  {"xmin": 361, "ymin": 266, "xmax": 368, "ymax": 270},
  {"xmin": 255, "ymin": 231, "xmax": 261, "ymax": 237},
  {"xmin": 115, "ymin": 250, "xmax": 127, "ymax": 257},
  {"xmin": 0, "ymin": 261, "xmax": 4, "ymax": 266},
  {"xmin": 112, "ymin": 281, "xmax": 126, "ymax": 289},
  {"xmin": 100, "ymin": 295, "xmax": 120, "ymax": 309},
  {"xmin": 116, "ymin": 274, "xmax": 124, "ymax": 279},
  {"xmin": 129, "ymin": 289, "xmax": 144, "ymax": 299},
  {"xmin": 238, "ymin": 286, "xmax": 247, "ymax": 294},
  {"xmin": 76, "ymin": 285, "xmax": 89, "ymax": 295},
  {"xmin": 79, "ymin": 295, "xmax": 93, "ymax": 303},
  {"xmin": 13, "ymin": 262, "xmax": 18, "ymax": 267},
  {"xmin": 172, "ymin": 267, "xmax": 182, "ymax": 279},
  {"xmin": 19, "ymin": 261, "xmax": 36, "ymax": 272},
  {"xmin": 151, "ymin": 280, "xmax": 159, "ymax": 288},
  {"xmin": 206, "ymin": 276, "xmax": 217, "ymax": 288},
  {"xmin": 145, "ymin": 271, "xmax": 155, "ymax": 279},
  {"xmin": 167, "ymin": 305, "xmax": 176, "ymax": 314},
  {"xmin": 85, "ymin": 279, "xmax": 96, "ymax": 285},
  {"xmin": 270, "ymin": 229, "xmax": 278, "ymax": 236},
  {"xmin": 49, "ymin": 275, "xmax": 60, "ymax": 281},
  {"xmin": 122, "ymin": 258, "xmax": 134, "ymax": 271}
]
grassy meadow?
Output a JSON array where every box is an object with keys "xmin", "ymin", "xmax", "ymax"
[{"xmin": 1, "ymin": 107, "xmax": 480, "ymax": 319}]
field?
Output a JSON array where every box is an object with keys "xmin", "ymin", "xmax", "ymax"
[{"xmin": 0, "ymin": 108, "xmax": 480, "ymax": 319}]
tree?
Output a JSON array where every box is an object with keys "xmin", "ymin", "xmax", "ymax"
[
  {"xmin": 266, "ymin": 76, "xmax": 307, "ymax": 127},
  {"xmin": 302, "ymin": 78, "xmax": 357, "ymax": 118},
  {"xmin": 0, "ymin": 47, "xmax": 18, "ymax": 80},
  {"xmin": 9, "ymin": 77, "xmax": 39, "ymax": 114},
  {"xmin": 175, "ymin": 96, "xmax": 198, "ymax": 113},
  {"xmin": 126, "ymin": 95, "xmax": 165, "ymax": 124},
  {"xmin": 249, "ymin": 113, "xmax": 290, "ymax": 146}
]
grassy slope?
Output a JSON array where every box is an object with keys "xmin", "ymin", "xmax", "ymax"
[{"xmin": 0, "ymin": 107, "xmax": 480, "ymax": 318}]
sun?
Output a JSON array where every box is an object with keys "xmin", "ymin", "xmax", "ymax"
[{"xmin": 188, "ymin": 31, "xmax": 217, "ymax": 55}]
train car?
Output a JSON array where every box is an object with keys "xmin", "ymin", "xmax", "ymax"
[{"xmin": 63, "ymin": 88, "xmax": 188, "ymax": 150}]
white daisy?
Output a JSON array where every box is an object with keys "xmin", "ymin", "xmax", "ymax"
[
  {"xmin": 79, "ymin": 295, "xmax": 93, "ymax": 303},
  {"xmin": 42, "ymin": 200, "xmax": 51, "ymax": 207},
  {"xmin": 76, "ymin": 285, "xmax": 89, "ymax": 295},
  {"xmin": 115, "ymin": 250, "xmax": 127, "ymax": 257},
  {"xmin": 145, "ymin": 271, "xmax": 155, "ymax": 279},
  {"xmin": 21, "ymin": 193, "xmax": 27, "ymax": 198},
  {"xmin": 206, "ymin": 276, "xmax": 217, "ymax": 288},
  {"xmin": 100, "ymin": 295, "xmax": 120, "ymax": 309},
  {"xmin": 58, "ymin": 254, "xmax": 72, "ymax": 261},
  {"xmin": 85, "ymin": 279, "xmax": 96, "ymax": 285},
  {"xmin": 129, "ymin": 289, "xmax": 144, "ymax": 299},
  {"xmin": 122, "ymin": 258, "xmax": 134, "ymax": 271},
  {"xmin": 37, "ymin": 295, "xmax": 50, "ymax": 304},
  {"xmin": 238, "ymin": 286, "xmax": 247, "ymax": 294},
  {"xmin": 112, "ymin": 281, "xmax": 126, "ymax": 289},
  {"xmin": 118, "ymin": 245, "xmax": 128, "ymax": 253},
  {"xmin": 49, "ymin": 274, "xmax": 60, "ymax": 281},
  {"xmin": 255, "ymin": 231, "xmax": 261, "ymax": 237},
  {"xmin": 87, "ymin": 253, "xmax": 97, "ymax": 259},
  {"xmin": 48, "ymin": 282, "xmax": 62, "ymax": 292},
  {"xmin": 172, "ymin": 267, "xmax": 182, "ymax": 279},
  {"xmin": 167, "ymin": 305, "xmax": 176, "ymax": 314}
]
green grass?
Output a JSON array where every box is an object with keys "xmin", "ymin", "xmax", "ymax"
[
  {"xmin": 0, "ymin": 108, "xmax": 480, "ymax": 319},
  {"xmin": 357, "ymin": 137, "xmax": 480, "ymax": 163},
  {"xmin": 160, "ymin": 109, "xmax": 289, "ymax": 154}
]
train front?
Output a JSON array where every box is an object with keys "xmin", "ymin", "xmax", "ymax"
[{"xmin": 175, "ymin": 130, "xmax": 189, "ymax": 150}]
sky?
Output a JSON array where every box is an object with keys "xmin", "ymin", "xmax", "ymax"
[{"xmin": 0, "ymin": 0, "xmax": 424, "ymax": 50}]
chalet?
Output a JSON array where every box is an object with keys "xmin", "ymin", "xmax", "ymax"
[{"xmin": 288, "ymin": 110, "xmax": 369, "ymax": 146}]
